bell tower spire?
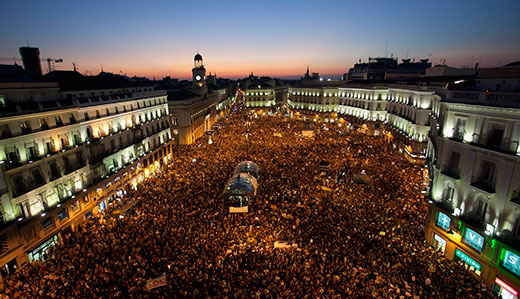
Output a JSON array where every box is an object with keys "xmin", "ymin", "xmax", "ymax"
[{"xmin": 192, "ymin": 52, "xmax": 207, "ymax": 93}]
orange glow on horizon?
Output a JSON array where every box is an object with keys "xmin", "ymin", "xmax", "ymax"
[{"xmin": 83, "ymin": 64, "xmax": 349, "ymax": 80}]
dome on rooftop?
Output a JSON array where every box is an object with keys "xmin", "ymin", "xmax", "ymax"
[{"xmin": 194, "ymin": 53, "xmax": 203, "ymax": 61}]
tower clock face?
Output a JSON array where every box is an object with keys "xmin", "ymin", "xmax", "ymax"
[{"xmin": 195, "ymin": 75, "xmax": 201, "ymax": 81}]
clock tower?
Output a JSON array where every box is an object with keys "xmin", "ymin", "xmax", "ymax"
[{"xmin": 192, "ymin": 53, "xmax": 207, "ymax": 93}]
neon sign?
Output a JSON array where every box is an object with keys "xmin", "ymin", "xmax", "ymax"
[
  {"xmin": 503, "ymin": 250, "xmax": 520, "ymax": 277},
  {"xmin": 436, "ymin": 212, "xmax": 451, "ymax": 231},
  {"xmin": 455, "ymin": 248, "xmax": 481, "ymax": 271},
  {"xmin": 464, "ymin": 227, "xmax": 484, "ymax": 252},
  {"xmin": 495, "ymin": 277, "xmax": 518, "ymax": 296}
]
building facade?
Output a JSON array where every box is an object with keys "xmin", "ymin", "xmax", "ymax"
[
  {"xmin": 168, "ymin": 53, "xmax": 231, "ymax": 145},
  {"xmin": 287, "ymin": 81, "xmax": 520, "ymax": 295},
  {"xmin": 287, "ymin": 84, "xmax": 438, "ymax": 164},
  {"xmin": 245, "ymin": 87, "xmax": 276, "ymax": 108},
  {"xmin": 426, "ymin": 90, "xmax": 520, "ymax": 298},
  {"xmin": 0, "ymin": 76, "xmax": 173, "ymax": 281}
]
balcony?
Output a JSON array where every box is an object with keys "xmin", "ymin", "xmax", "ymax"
[
  {"xmin": 470, "ymin": 133, "xmax": 519, "ymax": 155},
  {"xmin": 49, "ymin": 169, "xmax": 61, "ymax": 181},
  {"xmin": 446, "ymin": 90, "xmax": 520, "ymax": 109},
  {"xmin": 63, "ymin": 160, "xmax": 87, "ymax": 175},
  {"xmin": 89, "ymin": 151, "xmax": 109, "ymax": 165},
  {"xmin": 459, "ymin": 213, "xmax": 485, "ymax": 231},
  {"xmin": 441, "ymin": 166, "xmax": 460, "ymax": 180},
  {"xmin": 12, "ymin": 176, "xmax": 47, "ymax": 198},
  {"xmin": 450, "ymin": 130, "xmax": 464, "ymax": 142},
  {"xmin": 471, "ymin": 177, "xmax": 496, "ymax": 194},
  {"xmin": 5, "ymin": 158, "xmax": 22, "ymax": 170},
  {"xmin": 434, "ymin": 199, "xmax": 454, "ymax": 214}
]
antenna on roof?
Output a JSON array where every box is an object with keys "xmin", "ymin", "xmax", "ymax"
[
  {"xmin": 73, "ymin": 62, "xmax": 76, "ymax": 72},
  {"xmin": 26, "ymin": 41, "xmax": 30, "ymax": 47},
  {"xmin": 385, "ymin": 37, "xmax": 388, "ymax": 57}
]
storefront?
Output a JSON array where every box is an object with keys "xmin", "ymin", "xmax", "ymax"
[
  {"xmin": 28, "ymin": 234, "xmax": 59, "ymax": 262},
  {"xmin": 493, "ymin": 277, "xmax": 518, "ymax": 299},
  {"xmin": 433, "ymin": 233, "xmax": 447, "ymax": 254},
  {"xmin": 98, "ymin": 200, "xmax": 106, "ymax": 212},
  {"xmin": 0, "ymin": 258, "xmax": 18, "ymax": 279},
  {"xmin": 454, "ymin": 248, "xmax": 482, "ymax": 276},
  {"xmin": 493, "ymin": 247, "xmax": 520, "ymax": 299}
]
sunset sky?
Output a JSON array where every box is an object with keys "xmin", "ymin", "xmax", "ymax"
[{"xmin": 1, "ymin": 0, "xmax": 519, "ymax": 79}]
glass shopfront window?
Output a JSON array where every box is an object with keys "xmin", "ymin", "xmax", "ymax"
[
  {"xmin": 98, "ymin": 200, "xmax": 106, "ymax": 212},
  {"xmin": 493, "ymin": 277, "xmax": 518, "ymax": 299},
  {"xmin": 433, "ymin": 233, "xmax": 447, "ymax": 254},
  {"xmin": 28, "ymin": 234, "xmax": 59, "ymax": 262},
  {"xmin": 57, "ymin": 209, "xmax": 68, "ymax": 221}
]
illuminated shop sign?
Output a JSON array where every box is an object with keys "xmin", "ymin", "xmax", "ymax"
[
  {"xmin": 464, "ymin": 227, "xmax": 484, "ymax": 252},
  {"xmin": 436, "ymin": 212, "xmax": 451, "ymax": 231},
  {"xmin": 494, "ymin": 277, "xmax": 518, "ymax": 297},
  {"xmin": 28, "ymin": 234, "xmax": 59, "ymax": 262},
  {"xmin": 455, "ymin": 248, "xmax": 481, "ymax": 271},
  {"xmin": 502, "ymin": 249, "xmax": 520, "ymax": 277}
]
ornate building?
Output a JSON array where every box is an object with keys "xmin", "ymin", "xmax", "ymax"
[
  {"xmin": 287, "ymin": 83, "xmax": 437, "ymax": 164},
  {"xmin": 285, "ymin": 63, "xmax": 520, "ymax": 296},
  {"xmin": 426, "ymin": 89, "xmax": 520, "ymax": 298},
  {"xmin": 168, "ymin": 53, "xmax": 231, "ymax": 145},
  {"xmin": 0, "ymin": 72, "xmax": 173, "ymax": 281}
]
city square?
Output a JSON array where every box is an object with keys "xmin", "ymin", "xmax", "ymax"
[
  {"xmin": 1, "ymin": 1, "xmax": 519, "ymax": 297},
  {"xmin": 0, "ymin": 97, "xmax": 494, "ymax": 297}
]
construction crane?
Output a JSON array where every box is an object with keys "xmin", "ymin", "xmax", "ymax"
[{"xmin": 0, "ymin": 57, "xmax": 64, "ymax": 73}]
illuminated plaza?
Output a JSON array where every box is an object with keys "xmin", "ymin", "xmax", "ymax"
[
  {"xmin": 1, "ymin": 1, "xmax": 519, "ymax": 297},
  {"xmin": 0, "ymin": 90, "xmax": 500, "ymax": 297}
]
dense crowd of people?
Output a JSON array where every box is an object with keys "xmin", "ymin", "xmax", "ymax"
[{"xmin": 1, "ymin": 99, "xmax": 496, "ymax": 298}]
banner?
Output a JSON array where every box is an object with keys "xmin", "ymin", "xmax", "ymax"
[
  {"xmin": 229, "ymin": 206, "xmax": 248, "ymax": 213},
  {"xmin": 146, "ymin": 273, "xmax": 167, "ymax": 291},
  {"xmin": 274, "ymin": 241, "xmax": 298, "ymax": 249},
  {"xmin": 302, "ymin": 130, "xmax": 314, "ymax": 137}
]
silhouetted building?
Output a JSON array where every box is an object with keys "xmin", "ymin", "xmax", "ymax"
[
  {"xmin": 347, "ymin": 57, "xmax": 432, "ymax": 82},
  {"xmin": 19, "ymin": 47, "xmax": 42, "ymax": 77},
  {"xmin": 301, "ymin": 65, "xmax": 319, "ymax": 81}
]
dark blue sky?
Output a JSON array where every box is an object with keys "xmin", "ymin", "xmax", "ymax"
[{"xmin": 1, "ymin": 0, "xmax": 519, "ymax": 79}]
